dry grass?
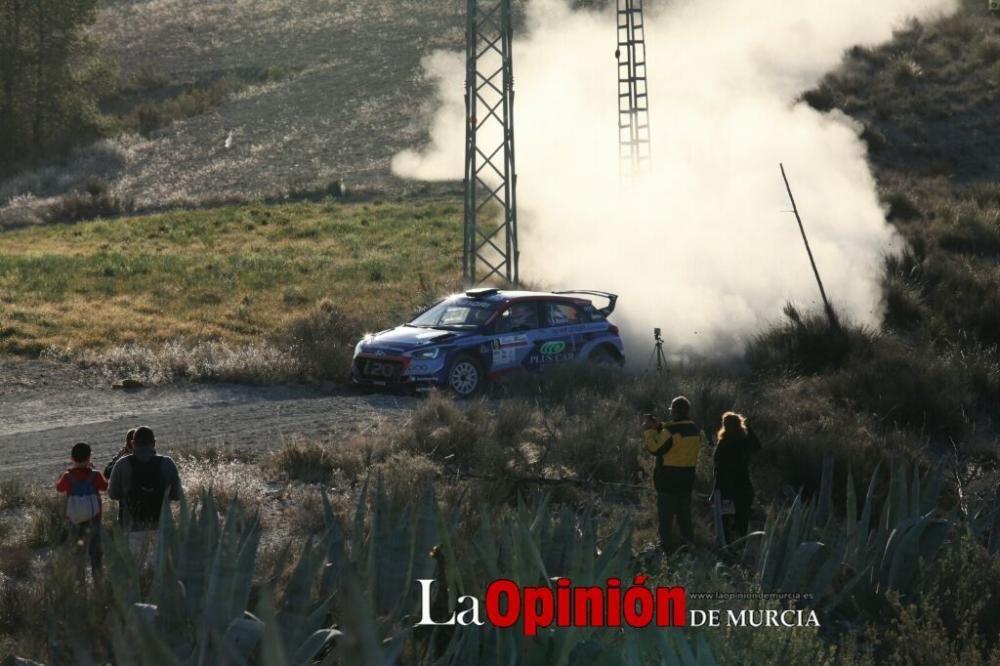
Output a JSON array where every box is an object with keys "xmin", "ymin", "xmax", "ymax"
[
  {"xmin": 0, "ymin": 198, "xmax": 462, "ymax": 357},
  {"xmin": 262, "ymin": 435, "xmax": 386, "ymax": 485}
]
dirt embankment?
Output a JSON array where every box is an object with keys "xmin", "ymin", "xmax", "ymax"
[{"xmin": 0, "ymin": 358, "xmax": 417, "ymax": 484}]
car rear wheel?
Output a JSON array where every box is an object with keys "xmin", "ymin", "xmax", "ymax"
[
  {"xmin": 589, "ymin": 347, "xmax": 621, "ymax": 367},
  {"xmin": 448, "ymin": 355, "xmax": 484, "ymax": 398}
]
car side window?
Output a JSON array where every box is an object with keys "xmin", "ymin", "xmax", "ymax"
[
  {"xmin": 544, "ymin": 302, "xmax": 585, "ymax": 327},
  {"xmin": 495, "ymin": 302, "xmax": 540, "ymax": 333}
]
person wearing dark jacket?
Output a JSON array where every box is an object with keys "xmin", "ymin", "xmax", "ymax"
[
  {"xmin": 104, "ymin": 427, "xmax": 137, "ymax": 525},
  {"xmin": 713, "ymin": 412, "xmax": 761, "ymax": 542},
  {"xmin": 104, "ymin": 428, "xmax": 137, "ymax": 480}
]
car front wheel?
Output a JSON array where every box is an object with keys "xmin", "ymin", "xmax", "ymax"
[{"xmin": 448, "ymin": 355, "xmax": 484, "ymax": 398}]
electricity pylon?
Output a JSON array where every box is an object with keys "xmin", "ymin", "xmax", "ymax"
[
  {"xmin": 616, "ymin": 0, "xmax": 651, "ymax": 177},
  {"xmin": 463, "ymin": 0, "xmax": 519, "ymax": 287}
]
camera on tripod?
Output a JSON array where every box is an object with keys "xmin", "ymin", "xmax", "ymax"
[{"xmin": 650, "ymin": 326, "xmax": 666, "ymax": 373}]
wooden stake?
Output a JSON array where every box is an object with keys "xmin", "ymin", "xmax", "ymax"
[{"xmin": 780, "ymin": 163, "xmax": 838, "ymax": 329}]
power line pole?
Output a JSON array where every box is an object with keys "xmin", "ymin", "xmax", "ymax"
[
  {"xmin": 616, "ymin": 0, "xmax": 651, "ymax": 177},
  {"xmin": 780, "ymin": 163, "xmax": 839, "ymax": 329},
  {"xmin": 464, "ymin": 0, "xmax": 519, "ymax": 288}
]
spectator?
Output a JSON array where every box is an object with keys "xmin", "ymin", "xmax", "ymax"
[
  {"xmin": 56, "ymin": 442, "xmax": 107, "ymax": 577},
  {"xmin": 107, "ymin": 426, "xmax": 182, "ymax": 562},
  {"xmin": 104, "ymin": 427, "xmax": 137, "ymax": 480},
  {"xmin": 713, "ymin": 412, "xmax": 762, "ymax": 542},
  {"xmin": 642, "ymin": 396, "xmax": 705, "ymax": 553},
  {"xmin": 104, "ymin": 427, "xmax": 137, "ymax": 526}
]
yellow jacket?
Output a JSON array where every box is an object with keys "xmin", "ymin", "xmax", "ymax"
[{"xmin": 643, "ymin": 420, "xmax": 704, "ymax": 468}]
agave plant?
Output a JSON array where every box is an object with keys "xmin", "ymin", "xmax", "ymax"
[
  {"xmin": 753, "ymin": 460, "xmax": 951, "ymax": 619},
  {"xmin": 317, "ymin": 477, "xmax": 717, "ymax": 665},
  {"xmin": 87, "ymin": 474, "xmax": 718, "ymax": 665},
  {"xmin": 104, "ymin": 492, "xmax": 337, "ymax": 665}
]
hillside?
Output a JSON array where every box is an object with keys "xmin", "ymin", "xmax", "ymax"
[
  {"xmin": 0, "ymin": 0, "xmax": 468, "ymax": 224},
  {"xmin": 807, "ymin": 0, "xmax": 1000, "ymax": 181},
  {"xmin": 803, "ymin": 0, "xmax": 1000, "ymax": 354}
]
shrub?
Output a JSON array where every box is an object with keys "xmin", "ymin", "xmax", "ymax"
[
  {"xmin": 25, "ymin": 493, "xmax": 67, "ymax": 549},
  {"xmin": 883, "ymin": 191, "xmax": 922, "ymax": 222},
  {"xmin": 283, "ymin": 299, "xmax": 366, "ymax": 382},
  {"xmin": 746, "ymin": 304, "xmax": 872, "ymax": 376},
  {"xmin": 0, "ymin": 480, "xmax": 32, "ymax": 511},
  {"xmin": 263, "ymin": 436, "xmax": 383, "ymax": 484},
  {"xmin": 78, "ymin": 339, "xmax": 300, "ymax": 385},
  {"xmin": 371, "ymin": 452, "xmax": 442, "ymax": 500},
  {"xmin": 801, "ymin": 87, "xmax": 837, "ymax": 112},
  {"xmin": 50, "ymin": 187, "xmax": 135, "ymax": 223},
  {"xmin": 826, "ymin": 338, "xmax": 972, "ymax": 440},
  {"xmin": 871, "ymin": 535, "xmax": 1000, "ymax": 664},
  {"xmin": 125, "ymin": 77, "xmax": 241, "ymax": 137},
  {"xmin": 177, "ymin": 459, "xmax": 266, "ymax": 514}
]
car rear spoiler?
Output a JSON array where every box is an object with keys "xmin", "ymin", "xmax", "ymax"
[{"xmin": 553, "ymin": 290, "xmax": 618, "ymax": 317}]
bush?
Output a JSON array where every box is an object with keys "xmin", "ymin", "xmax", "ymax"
[
  {"xmin": 0, "ymin": 480, "xmax": 32, "ymax": 511},
  {"xmin": 50, "ymin": 187, "xmax": 135, "ymax": 223},
  {"xmin": 883, "ymin": 191, "xmax": 922, "ymax": 222},
  {"xmin": 871, "ymin": 535, "xmax": 1000, "ymax": 664},
  {"xmin": 79, "ymin": 339, "xmax": 300, "ymax": 385},
  {"xmin": 125, "ymin": 78, "xmax": 241, "ymax": 137},
  {"xmin": 747, "ymin": 304, "xmax": 872, "ymax": 376},
  {"xmin": 25, "ymin": 494, "xmax": 67, "ymax": 549},
  {"xmin": 263, "ymin": 436, "xmax": 384, "ymax": 484},
  {"xmin": 283, "ymin": 299, "xmax": 366, "ymax": 382},
  {"xmin": 826, "ymin": 338, "xmax": 972, "ymax": 440}
]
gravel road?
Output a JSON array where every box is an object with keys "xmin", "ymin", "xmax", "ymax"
[{"xmin": 0, "ymin": 358, "xmax": 419, "ymax": 484}]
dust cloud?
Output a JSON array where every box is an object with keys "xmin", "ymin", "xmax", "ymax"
[{"xmin": 392, "ymin": 0, "xmax": 957, "ymax": 362}]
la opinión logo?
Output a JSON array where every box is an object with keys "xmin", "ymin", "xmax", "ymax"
[{"xmin": 416, "ymin": 576, "xmax": 686, "ymax": 636}]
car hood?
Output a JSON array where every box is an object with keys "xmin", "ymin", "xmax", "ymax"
[{"xmin": 358, "ymin": 326, "xmax": 473, "ymax": 354}]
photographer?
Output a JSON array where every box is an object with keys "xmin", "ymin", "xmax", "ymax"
[{"xmin": 642, "ymin": 396, "xmax": 705, "ymax": 553}]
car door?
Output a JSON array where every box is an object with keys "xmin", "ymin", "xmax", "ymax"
[
  {"xmin": 490, "ymin": 301, "xmax": 544, "ymax": 372},
  {"xmin": 531, "ymin": 300, "xmax": 584, "ymax": 369}
]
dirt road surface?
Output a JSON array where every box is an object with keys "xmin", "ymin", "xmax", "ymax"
[{"xmin": 0, "ymin": 358, "xmax": 418, "ymax": 484}]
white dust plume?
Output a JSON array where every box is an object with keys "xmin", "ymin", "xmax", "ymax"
[{"xmin": 392, "ymin": 0, "xmax": 957, "ymax": 361}]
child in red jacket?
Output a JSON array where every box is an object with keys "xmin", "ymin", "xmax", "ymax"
[{"xmin": 56, "ymin": 443, "xmax": 108, "ymax": 576}]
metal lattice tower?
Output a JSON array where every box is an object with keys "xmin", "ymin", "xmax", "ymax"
[
  {"xmin": 464, "ymin": 0, "xmax": 519, "ymax": 288},
  {"xmin": 616, "ymin": 0, "xmax": 651, "ymax": 176}
]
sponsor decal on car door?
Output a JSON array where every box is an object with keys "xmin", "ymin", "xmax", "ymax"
[
  {"xmin": 489, "ymin": 302, "xmax": 543, "ymax": 371},
  {"xmin": 491, "ymin": 334, "xmax": 530, "ymax": 368},
  {"xmin": 528, "ymin": 302, "xmax": 580, "ymax": 367}
]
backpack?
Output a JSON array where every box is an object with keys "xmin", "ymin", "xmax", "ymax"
[
  {"xmin": 126, "ymin": 455, "xmax": 165, "ymax": 530},
  {"xmin": 103, "ymin": 453, "xmax": 121, "ymax": 480},
  {"xmin": 66, "ymin": 471, "xmax": 101, "ymax": 524}
]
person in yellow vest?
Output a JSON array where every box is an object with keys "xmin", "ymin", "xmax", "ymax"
[{"xmin": 642, "ymin": 396, "xmax": 705, "ymax": 553}]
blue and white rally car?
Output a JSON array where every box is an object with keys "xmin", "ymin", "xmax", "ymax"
[{"xmin": 352, "ymin": 288, "xmax": 625, "ymax": 397}]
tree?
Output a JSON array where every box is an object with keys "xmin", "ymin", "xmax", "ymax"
[{"xmin": 0, "ymin": 0, "xmax": 109, "ymax": 168}]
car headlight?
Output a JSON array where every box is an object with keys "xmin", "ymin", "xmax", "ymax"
[{"xmin": 409, "ymin": 347, "xmax": 441, "ymax": 360}]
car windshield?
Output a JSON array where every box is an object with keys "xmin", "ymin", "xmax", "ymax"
[{"xmin": 409, "ymin": 297, "xmax": 498, "ymax": 329}]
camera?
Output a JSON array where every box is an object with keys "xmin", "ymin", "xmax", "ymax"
[{"xmin": 653, "ymin": 327, "xmax": 662, "ymax": 339}]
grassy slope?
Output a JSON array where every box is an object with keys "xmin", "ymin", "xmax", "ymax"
[{"xmin": 0, "ymin": 198, "xmax": 462, "ymax": 354}]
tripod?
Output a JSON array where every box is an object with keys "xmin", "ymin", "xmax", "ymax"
[{"xmin": 647, "ymin": 328, "xmax": 667, "ymax": 374}]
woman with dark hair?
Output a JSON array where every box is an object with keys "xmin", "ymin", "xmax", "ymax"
[
  {"xmin": 104, "ymin": 428, "xmax": 137, "ymax": 526},
  {"xmin": 713, "ymin": 412, "xmax": 761, "ymax": 542}
]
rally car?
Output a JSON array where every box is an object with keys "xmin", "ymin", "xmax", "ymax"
[{"xmin": 352, "ymin": 288, "xmax": 625, "ymax": 397}]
